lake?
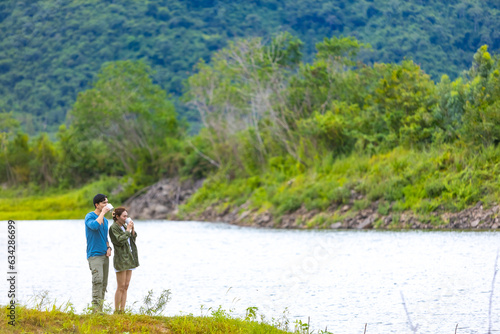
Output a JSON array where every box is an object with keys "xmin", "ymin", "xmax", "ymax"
[{"xmin": 1, "ymin": 220, "xmax": 499, "ymax": 333}]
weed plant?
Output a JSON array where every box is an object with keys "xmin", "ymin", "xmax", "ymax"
[{"xmin": 0, "ymin": 290, "xmax": 334, "ymax": 334}]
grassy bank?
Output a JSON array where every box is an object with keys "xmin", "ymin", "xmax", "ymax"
[
  {"xmin": 1, "ymin": 305, "xmax": 303, "ymax": 334},
  {"xmin": 179, "ymin": 144, "xmax": 500, "ymax": 228},
  {"xmin": 0, "ymin": 177, "xmax": 124, "ymax": 220},
  {"xmin": 3, "ymin": 144, "xmax": 500, "ymax": 228}
]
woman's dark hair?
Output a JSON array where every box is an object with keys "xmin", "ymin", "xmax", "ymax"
[
  {"xmin": 93, "ymin": 194, "xmax": 107, "ymax": 208},
  {"xmin": 112, "ymin": 207, "xmax": 127, "ymax": 222}
]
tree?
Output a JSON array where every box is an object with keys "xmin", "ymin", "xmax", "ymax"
[
  {"xmin": 185, "ymin": 32, "xmax": 304, "ymax": 171},
  {"xmin": 461, "ymin": 45, "xmax": 500, "ymax": 146},
  {"xmin": 30, "ymin": 133, "xmax": 57, "ymax": 188},
  {"xmin": 5, "ymin": 133, "xmax": 31, "ymax": 185},
  {"xmin": 68, "ymin": 60, "xmax": 179, "ymax": 177},
  {"xmin": 369, "ymin": 60, "xmax": 438, "ymax": 147},
  {"xmin": 0, "ymin": 112, "xmax": 20, "ymax": 185},
  {"xmin": 288, "ymin": 35, "xmax": 371, "ymax": 117}
]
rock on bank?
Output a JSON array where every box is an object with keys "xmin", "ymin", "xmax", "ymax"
[{"xmin": 123, "ymin": 178, "xmax": 204, "ymax": 219}]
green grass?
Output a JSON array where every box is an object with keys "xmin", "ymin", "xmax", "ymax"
[
  {"xmin": 1, "ymin": 290, "xmax": 330, "ymax": 334},
  {"xmin": 4, "ymin": 144, "xmax": 500, "ymax": 227},
  {"xmin": 1, "ymin": 305, "xmax": 312, "ymax": 334},
  {"xmin": 0, "ymin": 177, "xmax": 122, "ymax": 220},
  {"xmin": 179, "ymin": 144, "xmax": 500, "ymax": 228}
]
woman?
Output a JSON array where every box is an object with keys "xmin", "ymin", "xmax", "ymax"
[{"xmin": 110, "ymin": 207, "xmax": 139, "ymax": 313}]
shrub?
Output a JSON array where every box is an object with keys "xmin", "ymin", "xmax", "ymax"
[
  {"xmin": 328, "ymin": 186, "xmax": 351, "ymax": 204},
  {"xmin": 424, "ymin": 179, "xmax": 446, "ymax": 198},
  {"xmin": 378, "ymin": 201, "xmax": 390, "ymax": 215},
  {"xmin": 273, "ymin": 194, "xmax": 302, "ymax": 215}
]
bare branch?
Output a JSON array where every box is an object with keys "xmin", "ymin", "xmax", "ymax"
[{"xmin": 187, "ymin": 140, "xmax": 220, "ymax": 168}]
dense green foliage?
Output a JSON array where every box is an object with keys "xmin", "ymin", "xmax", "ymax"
[
  {"xmin": 186, "ymin": 35, "xmax": 500, "ymax": 171},
  {"xmin": 0, "ymin": 60, "xmax": 184, "ymax": 195},
  {"xmin": 1, "ymin": 0, "xmax": 499, "ymax": 133},
  {"xmin": 2, "ymin": 31, "xmax": 500, "ymax": 226},
  {"xmin": 177, "ymin": 35, "xmax": 500, "ymax": 225}
]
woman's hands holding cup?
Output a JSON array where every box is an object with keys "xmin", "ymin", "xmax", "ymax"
[{"xmin": 126, "ymin": 219, "xmax": 134, "ymax": 232}]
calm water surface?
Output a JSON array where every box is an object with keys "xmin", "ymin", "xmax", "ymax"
[{"xmin": 1, "ymin": 220, "xmax": 499, "ymax": 333}]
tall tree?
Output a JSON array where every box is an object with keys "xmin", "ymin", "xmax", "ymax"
[
  {"xmin": 0, "ymin": 112, "xmax": 20, "ymax": 185},
  {"xmin": 30, "ymin": 133, "xmax": 57, "ymax": 188},
  {"xmin": 186, "ymin": 32, "xmax": 303, "ymax": 169},
  {"xmin": 68, "ymin": 60, "xmax": 179, "ymax": 177},
  {"xmin": 461, "ymin": 45, "xmax": 500, "ymax": 146}
]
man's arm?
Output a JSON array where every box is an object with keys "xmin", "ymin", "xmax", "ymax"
[
  {"xmin": 96, "ymin": 206, "xmax": 110, "ymax": 225},
  {"xmin": 95, "ymin": 211, "xmax": 105, "ymax": 225},
  {"xmin": 85, "ymin": 215, "xmax": 101, "ymax": 230}
]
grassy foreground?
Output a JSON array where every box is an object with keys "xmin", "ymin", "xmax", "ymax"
[{"xmin": 1, "ymin": 306, "xmax": 297, "ymax": 334}]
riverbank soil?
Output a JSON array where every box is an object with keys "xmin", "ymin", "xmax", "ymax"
[{"xmin": 126, "ymin": 179, "xmax": 499, "ymax": 230}]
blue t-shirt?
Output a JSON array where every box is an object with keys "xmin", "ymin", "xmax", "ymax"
[{"xmin": 85, "ymin": 212, "xmax": 109, "ymax": 259}]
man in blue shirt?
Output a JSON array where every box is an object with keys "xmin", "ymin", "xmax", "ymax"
[{"xmin": 85, "ymin": 193, "xmax": 113, "ymax": 312}]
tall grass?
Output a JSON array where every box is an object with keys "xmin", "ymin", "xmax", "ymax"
[
  {"xmin": 4, "ymin": 144, "xmax": 500, "ymax": 226},
  {"xmin": 0, "ymin": 177, "xmax": 122, "ymax": 220},
  {"xmin": 179, "ymin": 144, "xmax": 500, "ymax": 227},
  {"xmin": 1, "ymin": 290, "xmax": 335, "ymax": 334},
  {"xmin": 1, "ymin": 304, "xmax": 309, "ymax": 334}
]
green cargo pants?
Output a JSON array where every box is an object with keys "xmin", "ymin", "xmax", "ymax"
[{"xmin": 87, "ymin": 255, "xmax": 109, "ymax": 311}]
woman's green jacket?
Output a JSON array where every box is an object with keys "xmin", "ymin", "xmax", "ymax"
[{"xmin": 109, "ymin": 222, "xmax": 139, "ymax": 272}]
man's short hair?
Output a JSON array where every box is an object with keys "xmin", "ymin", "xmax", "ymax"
[{"xmin": 93, "ymin": 194, "xmax": 107, "ymax": 208}]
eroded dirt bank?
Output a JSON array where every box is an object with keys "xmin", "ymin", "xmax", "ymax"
[{"xmin": 125, "ymin": 178, "xmax": 500, "ymax": 230}]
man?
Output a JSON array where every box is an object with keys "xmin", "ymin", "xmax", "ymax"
[{"xmin": 85, "ymin": 193, "xmax": 113, "ymax": 312}]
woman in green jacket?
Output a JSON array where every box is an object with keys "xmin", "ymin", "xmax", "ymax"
[{"xmin": 110, "ymin": 207, "xmax": 139, "ymax": 313}]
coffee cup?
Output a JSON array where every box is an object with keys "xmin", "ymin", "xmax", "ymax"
[
  {"xmin": 105, "ymin": 203, "xmax": 114, "ymax": 211},
  {"xmin": 125, "ymin": 217, "xmax": 132, "ymax": 224}
]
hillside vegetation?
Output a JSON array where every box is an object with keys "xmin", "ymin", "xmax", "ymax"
[
  {"xmin": 1, "ymin": 32, "xmax": 500, "ymax": 227},
  {"xmin": 1, "ymin": 0, "xmax": 499, "ymax": 133}
]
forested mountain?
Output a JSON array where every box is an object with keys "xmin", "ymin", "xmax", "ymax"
[{"xmin": 1, "ymin": 0, "xmax": 499, "ymax": 134}]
